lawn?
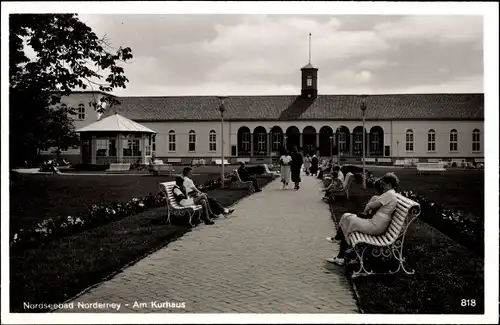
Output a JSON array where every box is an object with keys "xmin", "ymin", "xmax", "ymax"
[
  {"xmin": 327, "ymin": 167, "xmax": 484, "ymax": 314},
  {"xmin": 9, "ymin": 171, "xmax": 275, "ymax": 313}
]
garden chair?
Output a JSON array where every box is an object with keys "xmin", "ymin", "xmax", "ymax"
[{"xmin": 159, "ymin": 181, "xmax": 202, "ymax": 226}]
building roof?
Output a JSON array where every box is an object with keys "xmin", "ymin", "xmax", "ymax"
[
  {"xmin": 301, "ymin": 63, "xmax": 317, "ymax": 69},
  {"xmin": 100, "ymin": 93, "xmax": 484, "ymax": 122},
  {"xmin": 76, "ymin": 112, "xmax": 156, "ymax": 133}
]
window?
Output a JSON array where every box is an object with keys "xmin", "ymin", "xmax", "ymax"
[
  {"xmin": 370, "ymin": 133, "xmax": 380, "ymax": 152},
  {"xmin": 188, "ymin": 130, "xmax": 196, "ymax": 152},
  {"xmin": 168, "ymin": 130, "xmax": 176, "ymax": 152},
  {"xmin": 96, "ymin": 139, "xmax": 108, "ymax": 156},
  {"xmin": 339, "ymin": 133, "xmax": 347, "ymax": 152},
  {"xmin": 427, "ymin": 129, "xmax": 436, "ymax": 152},
  {"xmin": 77, "ymin": 103, "xmax": 85, "ymax": 120},
  {"xmin": 354, "ymin": 133, "xmax": 362, "ymax": 153},
  {"xmin": 449, "ymin": 129, "xmax": 458, "ymax": 152},
  {"xmin": 151, "ymin": 134, "xmax": 156, "ymax": 152},
  {"xmin": 307, "ymin": 76, "xmax": 312, "ymax": 87},
  {"xmin": 242, "ymin": 132, "xmax": 250, "ymax": 152},
  {"xmin": 272, "ymin": 132, "xmax": 281, "ymax": 151},
  {"xmin": 257, "ymin": 132, "xmax": 266, "ymax": 153},
  {"xmin": 472, "ymin": 129, "xmax": 480, "ymax": 152},
  {"xmin": 209, "ymin": 130, "xmax": 216, "ymax": 152},
  {"xmin": 124, "ymin": 139, "xmax": 140, "ymax": 156},
  {"xmin": 405, "ymin": 129, "xmax": 414, "ymax": 151}
]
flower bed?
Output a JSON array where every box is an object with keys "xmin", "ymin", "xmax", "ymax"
[
  {"xmin": 11, "ymin": 193, "xmax": 167, "ymax": 251},
  {"xmin": 339, "ymin": 165, "xmax": 483, "ymax": 255},
  {"xmin": 11, "ymin": 167, "xmax": 272, "ymax": 250}
]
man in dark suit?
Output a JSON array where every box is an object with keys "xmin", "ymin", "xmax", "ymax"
[{"xmin": 237, "ymin": 162, "xmax": 261, "ymax": 192}]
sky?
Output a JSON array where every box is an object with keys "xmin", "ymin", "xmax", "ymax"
[{"xmin": 69, "ymin": 15, "xmax": 483, "ymax": 96}]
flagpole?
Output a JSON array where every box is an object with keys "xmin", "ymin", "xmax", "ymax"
[{"xmin": 309, "ymin": 33, "xmax": 311, "ymax": 63}]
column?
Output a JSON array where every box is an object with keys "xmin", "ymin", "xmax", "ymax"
[
  {"xmin": 267, "ymin": 131, "xmax": 272, "ymax": 164},
  {"xmin": 91, "ymin": 136, "xmax": 97, "ymax": 164},
  {"xmin": 366, "ymin": 133, "xmax": 371, "ymax": 156},
  {"xmin": 250, "ymin": 133, "xmax": 254, "ymax": 156},
  {"xmin": 349, "ymin": 133, "xmax": 353, "ymax": 156},
  {"xmin": 116, "ymin": 134, "xmax": 123, "ymax": 163},
  {"xmin": 141, "ymin": 134, "xmax": 147, "ymax": 164},
  {"xmin": 79, "ymin": 137, "xmax": 84, "ymax": 164},
  {"xmin": 316, "ymin": 133, "xmax": 320, "ymax": 155},
  {"xmin": 299, "ymin": 133, "xmax": 303, "ymax": 149}
]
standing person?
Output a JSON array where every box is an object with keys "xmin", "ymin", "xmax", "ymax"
[
  {"xmin": 310, "ymin": 154, "xmax": 319, "ymax": 176},
  {"xmin": 279, "ymin": 148, "xmax": 292, "ymax": 189},
  {"xmin": 290, "ymin": 146, "xmax": 304, "ymax": 190},
  {"xmin": 303, "ymin": 154, "xmax": 312, "ymax": 176}
]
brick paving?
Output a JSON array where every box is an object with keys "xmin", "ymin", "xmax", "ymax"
[{"xmin": 58, "ymin": 172, "xmax": 359, "ymax": 313}]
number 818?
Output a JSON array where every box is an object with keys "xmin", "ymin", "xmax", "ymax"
[{"xmin": 461, "ymin": 299, "xmax": 476, "ymax": 307}]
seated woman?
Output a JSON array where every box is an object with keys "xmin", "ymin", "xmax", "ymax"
[
  {"xmin": 321, "ymin": 171, "xmax": 345, "ymax": 201},
  {"xmin": 172, "ymin": 176, "xmax": 214, "ymax": 225},
  {"xmin": 325, "ymin": 172, "xmax": 399, "ymax": 266},
  {"xmin": 182, "ymin": 167, "xmax": 234, "ymax": 218}
]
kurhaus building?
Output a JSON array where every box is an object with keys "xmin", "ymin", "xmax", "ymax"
[{"xmin": 47, "ymin": 61, "xmax": 484, "ymax": 165}]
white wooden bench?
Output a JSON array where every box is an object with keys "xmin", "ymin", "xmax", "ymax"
[
  {"xmin": 214, "ymin": 159, "xmax": 229, "ymax": 166},
  {"xmin": 230, "ymin": 169, "xmax": 255, "ymax": 192},
  {"xmin": 394, "ymin": 160, "xmax": 405, "ymax": 167},
  {"xmin": 416, "ymin": 162, "xmax": 446, "ymax": 175},
  {"xmin": 323, "ymin": 172, "xmax": 355, "ymax": 201},
  {"xmin": 107, "ymin": 163, "xmax": 131, "ymax": 172},
  {"xmin": 148, "ymin": 164, "xmax": 175, "ymax": 176},
  {"xmin": 347, "ymin": 193, "xmax": 421, "ymax": 278},
  {"xmin": 167, "ymin": 158, "xmax": 182, "ymax": 164},
  {"xmin": 152, "ymin": 159, "xmax": 164, "ymax": 165},
  {"xmin": 263, "ymin": 164, "xmax": 279, "ymax": 176},
  {"xmin": 377, "ymin": 158, "xmax": 392, "ymax": 164},
  {"xmin": 159, "ymin": 181, "xmax": 202, "ymax": 226},
  {"xmin": 361, "ymin": 158, "xmax": 376, "ymax": 163}
]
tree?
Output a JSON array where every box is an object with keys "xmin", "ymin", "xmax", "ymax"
[{"xmin": 9, "ymin": 14, "xmax": 133, "ymax": 166}]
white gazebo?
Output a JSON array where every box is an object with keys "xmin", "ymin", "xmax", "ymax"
[{"xmin": 76, "ymin": 112, "xmax": 157, "ymax": 165}]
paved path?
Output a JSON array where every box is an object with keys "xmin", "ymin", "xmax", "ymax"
[{"xmin": 58, "ymin": 172, "xmax": 359, "ymax": 313}]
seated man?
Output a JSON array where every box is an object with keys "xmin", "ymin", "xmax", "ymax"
[
  {"xmin": 237, "ymin": 161, "xmax": 261, "ymax": 192},
  {"xmin": 321, "ymin": 171, "xmax": 345, "ymax": 201},
  {"xmin": 317, "ymin": 160, "xmax": 333, "ymax": 180},
  {"xmin": 182, "ymin": 167, "xmax": 235, "ymax": 217}
]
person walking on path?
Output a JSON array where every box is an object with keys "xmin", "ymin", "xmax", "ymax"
[
  {"xmin": 303, "ymin": 154, "xmax": 311, "ymax": 176},
  {"xmin": 290, "ymin": 146, "xmax": 304, "ymax": 190},
  {"xmin": 279, "ymin": 148, "xmax": 292, "ymax": 189},
  {"xmin": 310, "ymin": 155, "xmax": 319, "ymax": 176}
]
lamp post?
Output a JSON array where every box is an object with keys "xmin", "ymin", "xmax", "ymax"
[
  {"xmin": 336, "ymin": 127, "xmax": 341, "ymax": 166},
  {"xmin": 360, "ymin": 96, "xmax": 367, "ymax": 189},
  {"xmin": 396, "ymin": 140, "xmax": 400, "ymax": 160},
  {"xmin": 217, "ymin": 96, "xmax": 228, "ymax": 189}
]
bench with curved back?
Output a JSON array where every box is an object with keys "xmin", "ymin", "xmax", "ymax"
[
  {"xmin": 324, "ymin": 172, "xmax": 355, "ymax": 200},
  {"xmin": 231, "ymin": 169, "xmax": 255, "ymax": 192},
  {"xmin": 159, "ymin": 181, "xmax": 203, "ymax": 226},
  {"xmin": 347, "ymin": 193, "xmax": 421, "ymax": 278}
]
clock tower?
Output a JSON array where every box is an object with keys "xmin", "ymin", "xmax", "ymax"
[{"xmin": 301, "ymin": 33, "xmax": 318, "ymax": 99}]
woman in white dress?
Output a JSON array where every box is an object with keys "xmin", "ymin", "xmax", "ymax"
[
  {"xmin": 279, "ymin": 149, "xmax": 292, "ymax": 189},
  {"xmin": 326, "ymin": 172, "xmax": 400, "ymax": 266}
]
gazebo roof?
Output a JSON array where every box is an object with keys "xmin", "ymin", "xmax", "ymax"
[{"xmin": 76, "ymin": 112, "xmax": 156, "ymax": 133}]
